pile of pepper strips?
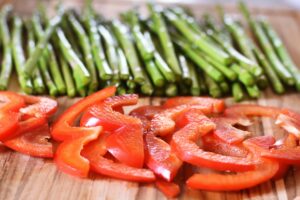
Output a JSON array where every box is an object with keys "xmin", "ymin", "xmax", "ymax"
[
  {"xmin": 0, "ymin": 1, "xmax": 299, "ymax": 100},
  {"xmin": 1, "ymin": 86, "xmax": 300, "ymax": 197}
]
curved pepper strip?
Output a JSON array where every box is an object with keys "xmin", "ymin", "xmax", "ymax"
[
  {"xmin": 130, "ymin": 106, "xmax": 181, "ymax": 181},
  {"xmin": 171, "ymin": 109, "xmax": 256, "ymax": 172},
  {"xmin": 51, "ymin": 86, "xmax": 116, "ymax": 141},
  {"xmin": 80, "ymin": 94, "xmax": 144, "ymax": 168},
  {"xmin": 129, "ymin": 105, "xmax": 163, "ymax": 132},
  {"xmin": 151, "ymin": 104, "xmax": 214, "ymax": 137},
  {"xmin": 144, "ymin": 132, "xmax": 182, "ymax": 182},
  {"xmin": 0, "ymin": 92, "xmax": 25, "ymax": 141},
  {"xmin": 82, "ymin": 133, "xmax": 155, "ymax": 182},
  {"xmin": 155, "ymin": 180, "xmax": 180, "ymax": 198},
  {"xmin": 211, "ymin": 117, "xmax": 251, "ymax": 144},
  {"xmin": 186, "ymin": 158, "xmax": 278, "ymax": 191},
  {"xmin": 4, "ymin": 122, "xmax": 53, "ymax": 158},
  {"xmin": 202, "ymin": 134, "xmax": 249, "ymax": 158},
  {"xmin": 163, "ymin": 96, "xmax": 225, "ymax": 113},
  {"xmin": 55, "ymin": 126, "xmax": 102, "ymax": 178},
  {"xmin": 20, "ymin": 95, "xmax": 58, "ymax": 119}
]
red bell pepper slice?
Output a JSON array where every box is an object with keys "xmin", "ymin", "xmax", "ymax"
[
  {"xmin": 144, "ymin": 132, "xmax": 182, "ymax": 182},
  {"xmin": 163, "ymin": 96, "xmax": 225, "ymax": 113},
  {"xmin": 202, "ymin": 134, "xmax": 249, "ymax": 158},
  {"xmin": 4, "ymin": 122, "xmax": 53, "ymax": 158},
  {"xmin": 211, "ymin": 117, "xmax": 251, "ymax": 144},
  {"xmin": 0, "ymin": 91, "xmax": 25, "ymax": 112},
  {"xmin": 186, "ymin": 158, "xmax": 279, "ymax": 191},
  {"xmin": 55, "ymin": 126, "xmax": 102, "ymax": 178},
  {"xmin": 155, "ymin": 180, "xmax": 180, "ymax": 198},
  {"xmin": 80, "ymin": 94, "xmax": 141, "ymax": 130},
  {"xmin": 151, "ymin": 105, "xmax": 213, "ymax": 137},
  {"xmin": 51, "ymin": 86, "xmax": 116, "ymax": 141},
  {"xmin": 171, "ymin": 110, "xmax": 256, "ymax": 172},
  {"xmin": 0, "ymin": 92, "xmax": 25, "ymax": 141},
  {"xmin": 19, "ymin": 95, "xmax": 58, "ymax": 119},
  {"xmin": 129, "ymin": 105, "xmax": 163, "ymax": 132},
  {"xmin": 82, "ymin": 133, "xmax": 156, "ymax": 182},
  {"xmin": 80, "ymin": 94, "xmax": 144, "ymax": 168},
  {"xmin": 225, "ymin": 104, "xmax": 281, "ymax": 118},
  {"xmin": 276, "ymin": 113, "xmax": 300, "ymax": 137}
]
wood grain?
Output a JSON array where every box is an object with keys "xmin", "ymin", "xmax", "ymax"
[{"xmin": 1, "ymin": 1, "xmax": 300, "ymax": 200}]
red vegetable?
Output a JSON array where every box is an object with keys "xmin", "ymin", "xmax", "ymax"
[
  {"xmin": 186, "ymin": 158, "xmax": 279, "ymax": 191},
  {"xmin": 144, "ymin": 132, "xmax": 182, "ymax": 181},
  {"xmin": 155, "ymin": 180, "xmax": 180, "ymax": 198},
  {"xmin": 163, "ymin": 96, "xmax": 225, "ymax": 113},
  {"xmin": 82, "ymin": 133, "xmax": 155, "ymax": 182},
  {"xmin": 51, "ymin": 86, "xmax": 116, "ymax": 141},
  {"xmin": 80, "ymin": 94, "xmax": 144, "ymax": 168},
  {"xmin": 171, "ymin": 109, "xmax": 255, "ymax": 172}
]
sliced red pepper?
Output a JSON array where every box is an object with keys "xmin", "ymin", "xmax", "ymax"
[
  {"xmin": 80, "ymin": 94, "xmax": 141, "ymax": 130},
  {"xmin": 129, "ymin": 105, "xmax": 163, "ymax": 132},
  {"xmin": 186, "ymin": 158, "xmax": 279, "ymax": 191},
  {"xmin": 171, "ymin": 110, "xmax": 255, "ymax": 172},
  {"xmin": 151, "ymin": 105, "xmax": 212, "ymax": 137},
  {"xmin": 54, "ymin": 126, "xmax": 102, "ymax": 178},
  {"xmin": 51, "ymin": 86, "xmax": 116, "ymax": 141},
  {"xmin": 19, "ymin": 95, "xmax": 58, "ymax": 119},
  {"xmin": 82, "ymin": 134, "xmax": 155, "ymax": 182},
  {"xmin": 4, "ymin": 122, "xmax": 53, "ymax": 158},
  {"xmin": 0, "ymin": 92, "xmax": 26, "ymax": 141},
  {"xmin": 163, "ymin": 96, "xmax": 225, "ymax": 113},
  {"xmin": 80, "ymin": 94, "xmax": 144, "ymax": 168},
  {"xmin": 155, "ymin": 180, "xmax": 180, "ymax": 198},
  {"xmin": 225, "ymin": 104, "xmax": 281, "ymax": 118},
  {"xmin": 211, "ymin": 117, "xmax": 251, "ymax": 144},
  {"xmin": 276, "ymin": 113, "xmax": 300, "ymax": 137},
  {"xmin": 0, "ymin": 91, "xmax": 25, "ymax": 112},
  {"xmin": 144, "ymin": 132, "xmax": 182, "ymax": 182},
  {"xmin": 202, "ymin": 134, "xmax": 248, "ymax": 158},
  {"xmin": 243, "ymin": 135, "xmax": 292, "ymax": 180},
  {"xmin": 105, "ymin": 125, "xmax": 144, "ymax": 168}
]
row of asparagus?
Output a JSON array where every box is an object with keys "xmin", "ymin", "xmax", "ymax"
[{"xmin": 0, "ymin": 1, "xmax": 299, "ymax": 101}]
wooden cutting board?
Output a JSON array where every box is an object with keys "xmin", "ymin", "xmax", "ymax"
[{"xmin": 1, "ymin": 1, "xmax": 300, "ymax": 199}]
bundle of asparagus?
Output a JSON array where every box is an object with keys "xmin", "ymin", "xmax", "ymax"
[{"xmin": 0, "ymin": 1, "xmax": 298, "ymax": 101}]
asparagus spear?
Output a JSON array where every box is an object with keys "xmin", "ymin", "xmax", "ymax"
[
  {"xmin": 174, "ymin": 38, "xmax": 224, "ymax": 82},
  {"xmin": 11, "ymin": 16, "xmax": 34, "ymax": 94},
  {"xmin": 82, "ymin": 1, "xmax": 113, "ymax": 81},
  {"xmin": 0, "ymin": 5, "xmax": 13, "ymax": 90},
  {"xmin": 246, "ymin": 84, "xmax": 260, "ymax": 98},
  {"xmin": 98, "ymin": 25, "xmax": 120, "ymax": 84},
  {"xmin": 232, "ymin": 82, "xmax": 245, "ymax": 102},
  {"xmin": 204, "ymin": 75, "xmax": 222, "ymax": 98},
  {"xmin": 239, "ymin": 2, "xmax": 294, "ymax": 86},
  {"xmin": 165, "ymin": 83, "xmax": 178, "ymax": 97},
  {"xmin": 260, "ymin": 19, "xmax": 300, "ymax": 91},
  {"xmin": 178, "ymin": 55, "xmax": 192, "ymax": 85},
  {"xmin": 59, "ymin": 55, "xmax": 76, "ymax": 97},
  {"xmin": 111, "ymin": 20, "xmax": 145, "ymax": 84},
  {"xmin": 145, "ymin": 32, "xmax": 176, "ymax": 83},
  {"xmin": 123, "ymin": 10, "xmax": 154, "ymax": 61},
  {"xmin": 252, "ymin": 46, "xmax": 285, "ymax": 94},
  {"xmin": 117, "ymin": 48, "xmax": 130, "ymax": 80},
  {"xmin": 56, "ymin": 28, "xmax": 91, "ymax": 94},
  {"xmin": 186, "ymin": 60, "xmax": 201, "ymax": 96},
  {"xmin": 126, "ymin": 75, "xmax": 137, "ymax": 89},
  {"xmin": 37, "ymin": 47, "xmax": 58, "ymax": 96},
  {"xmin": 148, "ymin": 4, "xmax": 182, "ymax": 79},
  {"xmin": 145, "ymin": 60, "xmax": 165, "ymax": 87},
  {"xmin": 220, "ymin": 81, "xmax": 230, "ymax": 95},
  {"xmin": 32, "ymin": 12, "xmax": 66, "ymax": 94},
  {"xmin": 140, "ymin": 72, "xmax": 154, "ymax": 96},
  {"xmin": 25, "ymin": 20, "xmax": 45, "ymax": 94},
  {"xmin": 200, "ymin": 52, "xmax": 237, "ymax": 81},
  {"xmin": 68, "ymin": 13, "xmax": 98, "ymax": 94},
  {"xmin": 230, "ymin": 64, "xmax": 255, "ymax": 86},
  {"xmin": 24, "ymin": 6, "xmax": 64, "ymax": 76},
  {"xmin": 164, "ymin": 10, "xmax": 232, "ymax": 66}
]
